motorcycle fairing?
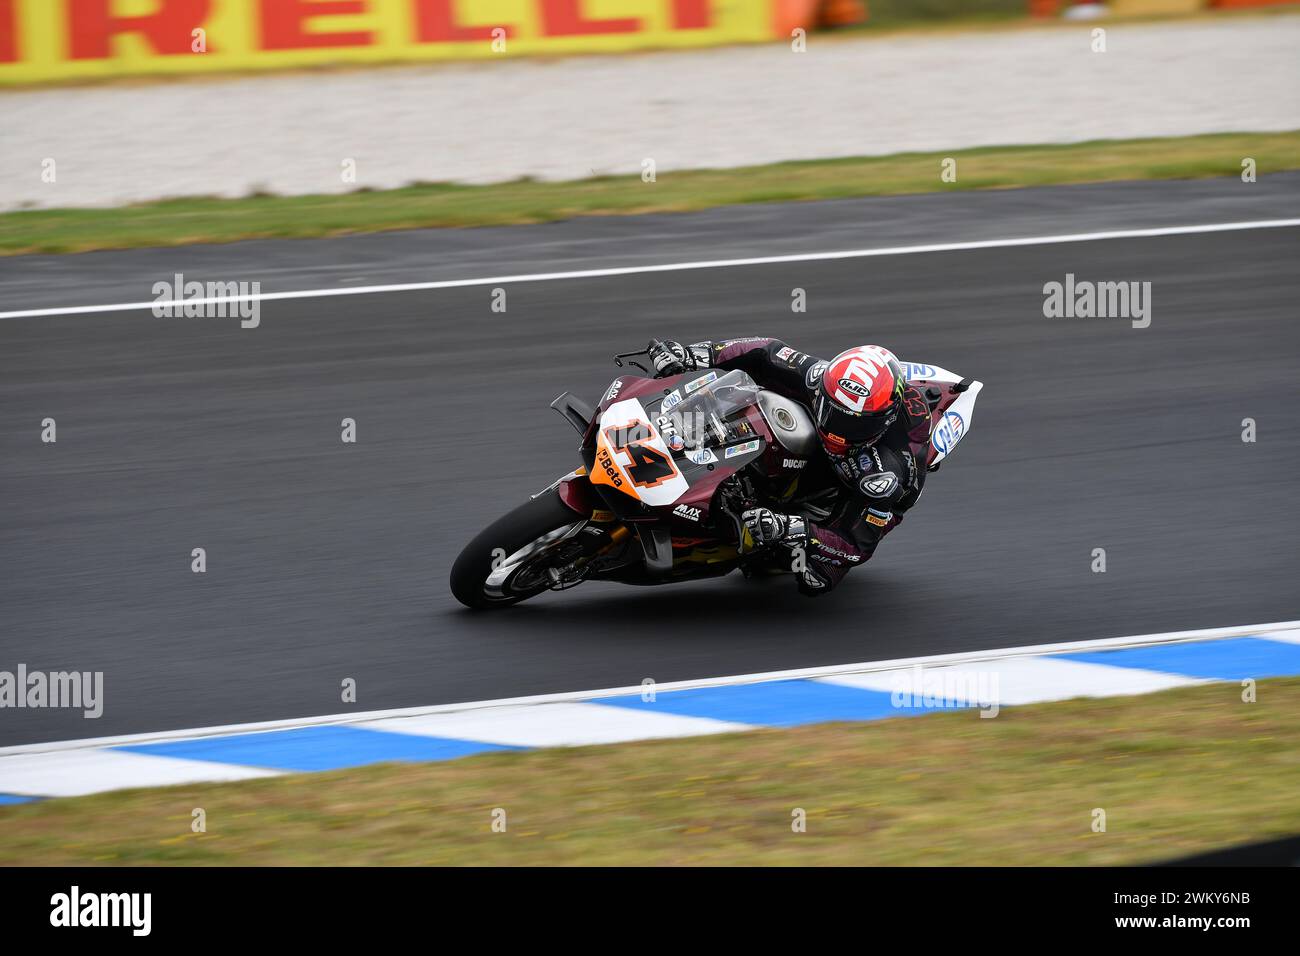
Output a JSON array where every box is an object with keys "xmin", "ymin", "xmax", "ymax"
[
  {"xmin": 899, "ymin": 360, "xmax": 983, "ymax": 468},
  {"xmin": 588, "ymin": 370, "xmax": 771, "ymax": 510},
  {"xmin": 590, "ymin": 398, "xmax": 691, "ymax": 507}
]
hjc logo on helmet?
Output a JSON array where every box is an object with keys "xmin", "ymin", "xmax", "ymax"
[
  {"xmin": 824, "ymin": 346, "xmax": 898, "ymax": 414},
  {"xmin": 812, "ymin": 346, "xmax": 904, "ymax": 453}
]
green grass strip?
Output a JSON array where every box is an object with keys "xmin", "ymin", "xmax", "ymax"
[
  {"xmin": 2, "ymin": 677, "xmax": 1296, "ymax": 865},
  {"xmin": 2, "ymin": 131, "xmax": 1296, "ymax": 256}
]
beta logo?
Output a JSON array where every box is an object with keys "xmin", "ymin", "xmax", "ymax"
[
  {"xmin": 595, "ymin": 446, "xmax": 623, "ymax": 487},
  {"xmin": 931, "ymin": 411, "xmax": 965, "ymax": 455}
]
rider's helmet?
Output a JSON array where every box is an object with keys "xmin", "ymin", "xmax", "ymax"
[{"xmin": 812, "ymin": 345, "xmax": 906, "ymax": 456}]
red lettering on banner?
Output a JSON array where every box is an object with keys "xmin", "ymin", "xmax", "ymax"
[
  {"xmin": 259, "ymin": 0, "xmax": 372, "ymax": 50},
  {"xmin": 0, "ymin": 0, "xmax": 17, "ymax": 63},
  {"xmin": 69, "ymin": 0, "xmax": 210, "ymax": 60},
  {"xmin": 539, "ymin": 0, "xmax": 638, "ymax": 36},
  {"xmin": 672, "ymin": 0, "xmax": 710, "ymax": 29},
  {"xmin": 413, "ymin": 0, "xmax": 510, "ymax": 43}
]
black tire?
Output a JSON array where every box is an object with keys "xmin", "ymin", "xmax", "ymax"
[{"xmin": 449, "ymin": 490, "xmax": 587, "ymax": 609}]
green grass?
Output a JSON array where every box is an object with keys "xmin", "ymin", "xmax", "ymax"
[
  {"xmin": 2, "ymin": 131, "xmax": 1297, "ymax": 256},
  {"xmin": 2, "ymin": 677, "xmax": 1297, "ymax": 865},
  {"xmin": 849, "ymin": 0, "xmax": 1024, "ymax": 28}
]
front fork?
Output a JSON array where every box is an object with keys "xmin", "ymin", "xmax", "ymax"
[{"xmin": 533, "ymin": 468, "xmax": 637, "ymax": 587}]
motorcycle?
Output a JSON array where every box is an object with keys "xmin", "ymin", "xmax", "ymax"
[{"xmin": 450, "ymin": 342, "xmax": 982, "ymax": 608}]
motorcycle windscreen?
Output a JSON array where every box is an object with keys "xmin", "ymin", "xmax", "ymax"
[{"xmin": 590, "ymin": 369, "xmax": 764, "ymax": 505}]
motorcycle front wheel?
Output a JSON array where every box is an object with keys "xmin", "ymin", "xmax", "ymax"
[{"xmin": 449, "ymin": 490, "xmax": 588, "ymax": 609}]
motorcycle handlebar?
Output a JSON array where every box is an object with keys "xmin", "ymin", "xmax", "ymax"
[{"xmin": 612, "ymin": 339, "xmax": 661, "ymax": 373}]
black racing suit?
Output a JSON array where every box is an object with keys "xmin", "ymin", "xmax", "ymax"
[{"xmin": 685, "ymin": 338, "xmax": 932, "ymax": 596}]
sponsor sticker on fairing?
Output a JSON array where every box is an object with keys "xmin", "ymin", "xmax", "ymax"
[
  {"xmin": 656, "ymin": 415, "xmax": 685, "ymax": 451},
  {"xmin": 900, "ymin": 362, "xmax": 936, "ymax": 379},
  {"xmin": 931, "ymin": 410, "xmax": 965, "ymax": 455},
  {"xmin": 686, "ymin": 447, "xmax": 718, "ymax": 465},
  {"xmin": 684, "ymin": 371, "xmax": 718, "ymax": 394},
  {"xmin": 673, "ymin": 504, "xmax": 703, "ymax": 522},
  {"xmin": 724, "ymin": 439, "xmax": 761, "ymax": 459},
  {"xmin": 595, "ymin": 446, "xmax": 624, "ymax": 488},
  {"xmin": 660, "ymin": 389, "xmax": 683, "ymax": 412}
]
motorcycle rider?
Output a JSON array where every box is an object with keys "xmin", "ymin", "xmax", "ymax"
[{"xmin": 648, "ymin": 338, "xmax": 933, "ymax": 596}]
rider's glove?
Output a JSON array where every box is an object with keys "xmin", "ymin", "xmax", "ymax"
[
  {"xmin": 649, "ymin": 340, "xmax": 692, "ymax": 378},
  {"xmin": 740, "ymin": 508, "xmax": 807, "ymax": 553}
]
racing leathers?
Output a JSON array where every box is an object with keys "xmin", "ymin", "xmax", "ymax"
[{"xmin": 654, "ymin": 337, "xmax": 932, "ymax": 596}]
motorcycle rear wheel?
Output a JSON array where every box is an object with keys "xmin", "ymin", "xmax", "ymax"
[{"xmin": 449, "ymin": 491, "xmax": 588, "ymax": 609}]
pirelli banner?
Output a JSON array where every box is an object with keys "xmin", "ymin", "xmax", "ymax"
[{"xmin": 0, "ymin": 1, "xmax": 821, "ymax": 85}]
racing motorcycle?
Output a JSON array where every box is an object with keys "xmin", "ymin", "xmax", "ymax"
[{"xmin": 450, "ymin": 342, "xmax": 981, "ymax": 608}]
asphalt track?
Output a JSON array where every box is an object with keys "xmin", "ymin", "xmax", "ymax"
[{"xmin": 2, "ymin": 177, "xmax": 1298, "ymax": 746}]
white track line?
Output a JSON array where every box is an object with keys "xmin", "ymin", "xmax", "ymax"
[
  {"xmin": 2, "ymin": 619, "xmax": 1295, "ymax": 757},
  {"xmin": 2, "ymin": 218, "xmax": 1297, "ymax": 320}
]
